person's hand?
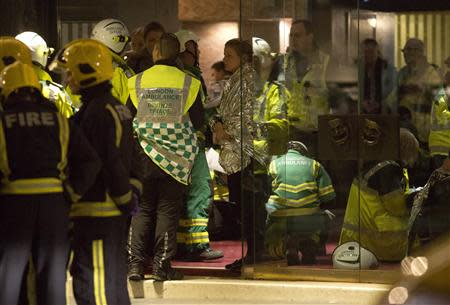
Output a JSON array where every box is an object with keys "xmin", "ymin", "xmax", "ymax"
[{"xmin": 212, "ymin": 122, "xmax": 230, "ymax": 144}]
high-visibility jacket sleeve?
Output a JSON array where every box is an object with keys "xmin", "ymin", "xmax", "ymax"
[
  {"xmin": 315, "ymin": 162, "xmax": 336, "ymax": 204},
  {"xmin": 434, "ymin": 94, "xmax": 450, "ymax": 124},
  {"xmin": 65, "ymin": 120, "xmax": 102, "ymax": 202},
  {"xmin": 54, "ymin": 89, "xmax": 74, "ymax": 118},
  {"xmin": 111, "ymin": 67, "xmax": 130, "ymax": 105}
]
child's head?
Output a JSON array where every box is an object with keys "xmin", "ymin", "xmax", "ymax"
[{"xmin": 211, "ymin": 61, "xmax": 227, "ymax": 81}]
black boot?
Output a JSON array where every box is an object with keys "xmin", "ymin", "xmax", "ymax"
[
  {"xmin": 185, "ymin": 247, "xmax": 224, "ymax": 261},
  {"xmin": 286, "ymin": 248, "xmax": 301, "ymax": 266},
  {"xmin": 150, "ymin": 260, "xmax": 184, "ymax": 281},
  {"xmin": 286, "ymin": 233, "xmax": 300, "ymax": 266},
  {"xmin": 299, "ymin": 239, "xmax": 318, "ymax": 265},
  {"xmin": 128, "ymin": 263, "xmax": 144, "ymax": 281}
]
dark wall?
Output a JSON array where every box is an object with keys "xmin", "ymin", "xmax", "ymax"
[{"xmin": 0, "ymin": 0, "xmax": 58, "ymax": 47}]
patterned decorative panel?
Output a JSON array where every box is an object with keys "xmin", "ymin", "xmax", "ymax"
[
  {"xmin": 60, "ymin": 21, "xmax": 97, "ymax": 47},
  {"xmin": 395, "ymin": 12, "xmax": 450, "ymax": 69}
]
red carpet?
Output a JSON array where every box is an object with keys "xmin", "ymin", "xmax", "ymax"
[
  {"xmin": 145, "ymin": 240, "xmax": 399, "ymax": 275},
  {"xmin": 172, "ymin": 240, "xmax": 244, "ymax": 268}
]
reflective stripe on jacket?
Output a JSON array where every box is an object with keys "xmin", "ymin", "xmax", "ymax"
[
  {"xmin": 266, "ymin": 149, "xmax": 335, "ymax": 217},
  {"xmin": 129, "ymin": 64, "xmax": 201, "ymax": 185},
  {"xmin": 0, "ymin": 97, "xmax": 100, "ymax": 198}
]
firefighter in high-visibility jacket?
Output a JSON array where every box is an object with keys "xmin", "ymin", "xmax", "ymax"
[
  {"xmin": 0, "ymin": 61, "xmax": 101, "ymax": 305},
  {"xmin": 275, "ymin": 20, "xmax": 330, "ymax": 157},
  {"xmin": 49, "ymin": 39, "xmax": 140, "ymax": 305},
  {"xmin": 173, "ymin": 29, "xmax": 223, "ymax": 261},
  {"xmin": 265, "ymin": 141, "xmax": 335, "ymax": 265},
  {"xmin": 340, "ymin": 128, "xmax": 419, "ymax": 262},
  {"xmin": 15, "ymin": 31, "xmax": 74, "ymax": 118},
  {"xmin": 128, "ymin": 33, "xmax": 204, "ymax": 281},
  {"xmin": 66, "ymin": 19, "xmax": 136, "ymax": 110},
  {"xmin": 428, "ymin": 90, "xmax": 450, "ymax": 169},
  {"xmin": 91, "ymin": 18, "xmax": 135, "ymax": 105}
]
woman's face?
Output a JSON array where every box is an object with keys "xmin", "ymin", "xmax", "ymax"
[
  {"xmin": 131, "ymin": 31, "xmax": 145, "ymax": 53},
  {"xmin": 223, "ymin": 46, "xmax": 240, "ymax": 73},
  {"xmin": 145, "ymin": 30, "xmax": 164, "ymax": 57}
]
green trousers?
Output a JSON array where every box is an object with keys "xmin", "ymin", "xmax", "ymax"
[{"xmin": 177, "ymin": 150, "xmax": 212, "ymax": 253}]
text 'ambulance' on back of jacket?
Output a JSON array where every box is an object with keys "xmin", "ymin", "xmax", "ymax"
[{"xmin": 129, "ymin": 64, "xmax": 201, "ymax": 185}]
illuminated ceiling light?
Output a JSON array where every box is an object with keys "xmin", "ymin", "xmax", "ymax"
[
  {"xmin": 368, "ymin": 17, "xmax": 377, "ymax": 29},
  {"xmin": 388, "ymin": 286, "xmax": 409, "ymax": 304}
]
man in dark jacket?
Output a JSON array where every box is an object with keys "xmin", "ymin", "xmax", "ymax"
[
  {"xmin": 128, "ymin": 33, "xmax": 205, "ymax": 281},
  {"xmin": 50, "ymin": 38, "xmax": 141, "ymax": 305},
  {"xmin": 0, "ymin": 61, "xmax": 100, "ymax": 305}
]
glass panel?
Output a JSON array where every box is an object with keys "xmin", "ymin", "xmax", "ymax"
[
  {"xmin": 354, "ymin": 0, "xmax": 450, "ymax": 284},
  {"xmin": 241, "ymin": 0, "xmax": 450, "ymax": 283},
  {"xmin": 240, "ymin": 0, "xmax": 362, "ymax": 280}
]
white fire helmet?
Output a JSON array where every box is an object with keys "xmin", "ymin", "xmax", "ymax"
[
  {"xmin": 91, "ymin": 18, "xmax": 130, "ymax": 54},
  {"xmin": 15, "ymin": 31, "xmax": 54, "ymax": 68},
  {"xmin": 174, "ymin": 30, "xmax": 199, "ymax": 53},
  {"xmin": 252, "ymin": 37, "xmax": 271, "ymax": 58},
  {"xmin": 332, "ymin": 241, "xmax": 379, "ymax": 270}
]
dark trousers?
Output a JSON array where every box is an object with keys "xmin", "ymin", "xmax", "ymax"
[
  {"xmin": 71, "ymin": 216, "xmax": 130, "ymax": 305},
  {"xmin": 129, "ymin": 163, "xmax": 186, "ymax": 271},
  {"xmin": 228, "ymin": 167, "xmax": 268, "ymax": 262},
  {"xmin": 0, "ymin": 194, "xmax": 70, "ymax": 305}
]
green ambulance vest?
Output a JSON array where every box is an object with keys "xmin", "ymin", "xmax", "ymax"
[
  {"xmin": 284, "ymin": 51, "xmax": 330, "ymax": 132},
  {"xmin": 429, "ymin": 91, "xmax": 450, "ymax": 157},
  {"xmin": 266, "ymin": 149, "xmax": 335, "ymax": 217},
  {"xmin": 254, "ymin": 82, "xmax": 290, "ymax": 171},
  {"xmin": 340, "ymin": 161, "xmax": 409, "ymax": 261},
  {"xmin": 129, "ymin": 65, "xmax": 201, "ymax": 185}
]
